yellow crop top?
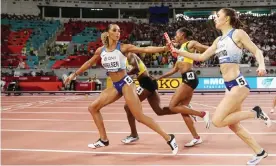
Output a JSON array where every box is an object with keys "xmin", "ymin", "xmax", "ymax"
[
  {"xmin": 179, "ymin": 41, "xmax": 194, "ymax": 64},
  {"xmin": 126, "ymin": 58, "xmax": 147, "ymax": 77}
]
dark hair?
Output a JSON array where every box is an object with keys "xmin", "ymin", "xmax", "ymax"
[
  {"xmin": 221, "ymin": 8, "xmax": 243, "ymax": 29},
  {"xmin": 101, "ymin": 24, "xmax": 115, "ymax": 47},
  {"xmin": 177, "ymin": 27, "xmax": 193, "ymax": 38}
]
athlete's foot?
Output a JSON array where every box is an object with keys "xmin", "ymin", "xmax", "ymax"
[
  {"xmin": 252, "ymin": 106, "xmax": 272, "ymax": 127},
  {"xmin": 88, "ymin": 139, "xmax": 109, "ymax": 149},
  {"xmin": 167, "ymin": 134, "xmax": 178, "ymax": 155},
  {"xmin": 184, "ymin": 137, "xmax": 203, "ymax": 147},
  {"xmin": 247, "ymin": 149, "xmax": 268, "ymax": 165},
  {"xmin": 121, "ymin": 135, "xmax": 139, "ymax": 144},
  {"xmin": 202, "ymin": 111, "xmax": 210, "ymax": 129}
]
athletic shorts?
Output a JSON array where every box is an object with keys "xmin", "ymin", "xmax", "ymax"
[
  {"xmin": 113, "ymin": 75, "xmax": 133, "ymax": 95},
  {"xmin": 181, "ymin": 70, "xmax": 199, "ymax": 90},
  {"xmin": 138, "ymin": 76, "xmax": 158, "ymax": 93},
  {"xmin": 224, "ymin": 73, "xmax": 250, "ymax": 91}
]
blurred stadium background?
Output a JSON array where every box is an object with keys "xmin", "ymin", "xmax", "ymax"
[{"xmin": 1, "ymin": 0, "xmax": 276, "ymax": 94}]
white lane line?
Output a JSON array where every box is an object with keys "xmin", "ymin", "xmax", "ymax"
[
  {"xmin": 3, "ymin": 118, "xmax": 275, "ymax": 124},
  {"xmin": 1, "ymin": 106, "xmax": 272, "ymax": 109},
  {"xmin": 2, "ymin": 96, "xmax": 83, "ymax": 112},
  {"xmin": 2, "ymin": 129, "xmax": 276, "ymax": 135},
  {"xmin": 2, "ymin": 112, "xmax": 156, "ymax": 115},
  {"xmin": 1, "ymin": 148, "xmax": 276, "ymax": 157}
]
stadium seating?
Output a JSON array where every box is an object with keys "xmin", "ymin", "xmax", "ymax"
[{"xmin": 1, "ymin": 18, "xmax": 61, "ymax": 68}]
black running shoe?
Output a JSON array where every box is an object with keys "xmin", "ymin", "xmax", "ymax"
[{"xmin": 252, "ymin": 106, "xmax": 272, "ymax": 127}]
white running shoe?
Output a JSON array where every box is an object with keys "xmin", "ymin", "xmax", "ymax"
[
  {"xmin": 184, "ymin": 137, "xmax": 203, "ymax": 147},
  {"xmin": 121, "ymin": 136, "xmax": 139, "ymax": 144},
  {"xmin": 167, "ymin": 134, "xmax": 178, "ymax": 155},
  {"xmin": 247, "ymin": 150, "xmax": 268, "ymax": 165},
  {"xmin": 88, "ymin": 139, "xmax": 109, "ymax": 149},
  {"xmin": 203, "ymin": 111, "xmax": 210, "ymax": 129}
]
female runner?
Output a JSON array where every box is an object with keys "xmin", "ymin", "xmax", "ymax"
[
  {"xmin": 156, "ymin": 27, "xmax": 210, "ymax": 147},
  {"xmin": 121, "ymin": 52, "xmax": 175, "ymax": 144},
  {"xmin": 121, "ymin": 51, "xmax": 200, "ymax": 145},
  {"xmin": 65, "ymin": 24, "xmax": 178, "ymax": 154},
  {"xmin": 171, "ymin": 8, "xmax": 271, "ymax": 164}
]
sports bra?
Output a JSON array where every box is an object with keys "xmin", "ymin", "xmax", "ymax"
[
  {"xmin": 179, "ymin": 41, "xmax": 194, "ymax": 64},
  {"xmin": 100, "ymin": 42, "xmax": 127, "ymax": 72},
  {"xmin": 126, "ymin": 56, "xmax": 147, "ymax": 77},
  {"xmin": 215, "ymin": 29, "xmax": 243, "ymax": 64}
]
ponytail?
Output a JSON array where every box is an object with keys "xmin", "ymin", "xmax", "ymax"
[{"xmin": 101, "ymin": 32, "xmax": 109, "ymax": 47}]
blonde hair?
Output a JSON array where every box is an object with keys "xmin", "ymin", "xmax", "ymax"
[{"xmin": 101, "ymin": 32, "xmax": 109, "ymax": 47}]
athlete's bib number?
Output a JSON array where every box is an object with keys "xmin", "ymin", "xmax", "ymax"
[
  {"xmin": 236, "ymin": 76, "xmax": 247, "ymax": 87},
  {"xmin": 124, "ymin": 76, "xmax": 133, "ymax": 85},
  {"xmin": 136, "ymin": 86, "xmax": 144, "ymax": 95},
  {"xmin": 186, "ymin": 72, "xmax": 195, "ymax": 80}
]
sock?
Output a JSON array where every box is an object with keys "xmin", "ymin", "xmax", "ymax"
[
  {"xmin": 194, "ymin": 136, "xmax": 200, "ymax": 139},
  {"xmin": 100, "ymin": 139, "xmax": 109, "ymax": 146},
  {"xmin": 167, "ymin": 134, "xmax": 174, "ymax": 142},
  {"xmin": 100, "ymin": 139, "xmax": 109, "ymax": 143},
  {"xmin": 169, "ymin": 135, "xmax": 172, "ymax": 142},
  {"xmin": 257, "ymin": 149, "xmax": 265, "ymax": 156}
]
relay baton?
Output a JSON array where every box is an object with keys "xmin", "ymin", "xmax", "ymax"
[{"xmin": 163, "ymin": 32, "xmax": 177, "ymax": 57}]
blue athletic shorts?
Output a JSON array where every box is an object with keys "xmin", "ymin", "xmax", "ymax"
[
  {"xmin": 224, "ymin": 73, "xmax": 250, "ymax": 91},
  {"xmin": 113, "ymin": 75, "xmax": 133, "ymax": 95}
]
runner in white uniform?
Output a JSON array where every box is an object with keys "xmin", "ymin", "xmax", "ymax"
[
  {"xmin": 65, "ymin": 24, "xmax": 178, "ymax": 155},
  {"xmin": 170, "ymin": 8, "xmax": 271, "ymax": 165}
]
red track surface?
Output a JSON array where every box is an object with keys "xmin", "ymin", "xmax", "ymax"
[{"xmin": 1, "ymin": 93, "xmax": 276, "ymax": 165}]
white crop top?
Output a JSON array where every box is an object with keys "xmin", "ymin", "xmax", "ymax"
[
  {"xmin": 215, "ymin": 29, "xmax": 243, "ymax": 64},
  {"xmin": 100, "ymin": 42, "xmax": 127, "ymax": 72}
]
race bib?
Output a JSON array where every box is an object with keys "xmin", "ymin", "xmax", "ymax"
[
  {"xmin": 186, "ymin": 72, "xmax": 195, "ymax": 80},
  {"xmin": 136, "ymin": 86, "xmax": 144, "ymax": 95},
  {"xmin": 124, "ymin": 75, "xmax": 133, "ymax": 85},
  {"xmin": 236, "ymin": 75, "xmax": 248, "ymax": 87}
]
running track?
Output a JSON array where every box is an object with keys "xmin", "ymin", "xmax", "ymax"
[{"xmin": 1, "ymin": 93, "xmax": 276, "ymax": 165}]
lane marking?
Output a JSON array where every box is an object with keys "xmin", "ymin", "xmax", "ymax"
[
  {"xmin": 1, "ymin": 148, "xmax": 276, "ymax": 157},
  {"xmin": 2, "ymin": 129, "xmax": 276, "ymax": 135},
  {"xmin": 2, "ymin": 96, "xmax": 83, "ymax": 112},
  {"xmin": 2, "ymin": 118, "xmax": 275, "ymax": 124},
  {"xmin": 191, "ymin": 102, "xmax": 217, "ymax": 109},
  {"xmin": 1, "ymin": 106, "xmax": 272, "ymax": 109}
]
